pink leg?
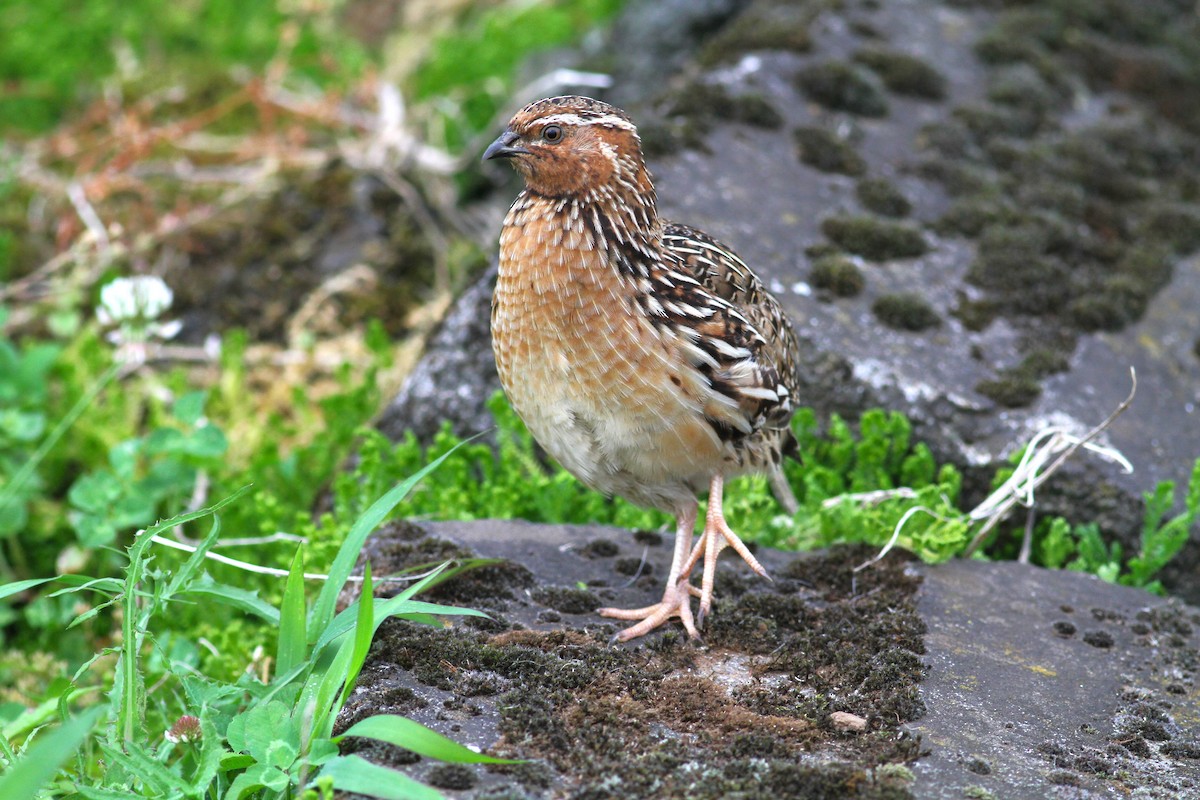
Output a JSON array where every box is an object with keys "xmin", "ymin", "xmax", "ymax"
[
  {"xmin": 681, "ymin": 474, "xmax": 770, "ymax": 626},
  {"xmin": 598, "ymin": 503, "xmax": 702, "ymax": 641}
]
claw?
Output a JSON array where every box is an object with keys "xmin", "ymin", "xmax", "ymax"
[{"xmin": 599, "ymin": 577, "xmax": 700, "ymax": 641}]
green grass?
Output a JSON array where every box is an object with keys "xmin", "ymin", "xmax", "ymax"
[{"xmin": 2, "ymin": 454, "xmax": 509, "ymax": 799}]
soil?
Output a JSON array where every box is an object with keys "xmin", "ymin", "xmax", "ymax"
[
  {"xmin": 335, "ymin": 519, "xmax": 928, "ymax": 799},
  {"xmin": 335, "ymin": 520, "xmax": 1200, "ymax": 799}
]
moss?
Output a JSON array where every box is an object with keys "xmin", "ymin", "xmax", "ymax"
[
  {"xmin": 529, "ymin": 585, "xmax": 601, "ymax": 615},
  {"xmin": 973, "ymin": 9, "xmax": 1064, "ymax": 82},
  {"xmin": 426, "ymin": 764, "xmax": 478, "ymax": 791},
  {"xmin": 1015, "ymin": 179, "xmax": 1086, "ymax": 221},
  {"xmin": 1164, "ymin": 741, "xmax": 1200, "ymax": 759},
  {"xmin": 1116, "ymin": 244, "xmax": 1173, "ymax": 291},
  {"xmin": 795, "ymin": 60, "xmax": 889, "ymax": 117},
  {"xmin": 952, "ymin": 298, "xmax": 999, "ymax": 332},
  {"xmin": 665, "ymin": 83, "xmax": 783, "ymax": 129},
  {"xmin": 794, "ymin": 127, "xmax": 866, "ymax": 175},
  {"xmin": 579, "ymin": 538, "xmax": 619, "ymax": 558},
  {"xmin": 645, "ymin": 83, "xmax": 784, "ymax": 156},
  {"xmin": 976, "ymin": 371, "xmax": 1042, "ymax": 409},
  {"xmin": 810, "ymin": 254, "xmax": 866, "ymax": 297},
  {"xmin": 935, "ymin": 197, "xmax": 1014, "ymax": 238},
  {"xmin": 1020, "ymin": 348, "xmax": 1070, "ymax": 378},
  {"xmin": 953, "ymin": 103, "xmax": 1043, "ymax": 143},
  {"xmin": 853, "ymin": 47, "xmax": 947, "ymax": 100},
  {"xmin": 920, "ymin": 11, "xmax": 1199, "ymax": 344},
  {"xmin": 912, "ymin": 158, "xmax": 996, "ymax": 197},
  {"xmin": 1136, "ymin": 202, "xmax": 1200, "ymax": 254},
  {"xmin": 614, "ymin": 556, "xmax": 652, "ymax": 576},
  {"xmin": 698, "ymin": 3, "xmax": 812, "ymax": 67},
  {"xmin": 965, "ymin": 223, "xmax": 1070, "ymax": 314},
  {"xmin": 821, "ymin": 216, "xmax": 928, "ymax": 261},
  {"xmin": 872, "ymin": 293, "xmax": 941, "ymax": 332},
  {"xmin": 1067, "ymin": 275, "xmax": 1153, "ymax": 332},
  {"xmin": 849, "ymin": 19, "xmax": 881, "ymax": 39},
  {"xmin": 916, "ymin": 119, "xmax": 975, "ymax": 159},
  {"xmin": 856, "ymin": 178, "xmax": 912, "ymax": 217},
  {"xmin": 964, "ymin": 787, "xmax": 998, "ymax": 800}
]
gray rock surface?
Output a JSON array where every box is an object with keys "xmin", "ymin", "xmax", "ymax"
[
  {"xmin": 375, "ymin": 0, "xmax": 1200, "ymax": 596},
  {"xmin": 377, "ymin": 263, "xmax": 498, "ymax": 445},
  {"xmin": 339, "ymin": 519, "xmax": 1200, "ymax": 799},
  {"xmin": 910, "ymin": 558, "xmax": 1200, "ymax": 799}
]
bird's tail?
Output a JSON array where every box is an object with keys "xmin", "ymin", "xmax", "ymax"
[{"xmin": 769, "ymin": 428, "xmax": 801, "ymax": 514}]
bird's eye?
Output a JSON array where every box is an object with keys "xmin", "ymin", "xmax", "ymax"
[{"xmin": 542, "ymin": 125, "xmax": 563, "ymax": 143}]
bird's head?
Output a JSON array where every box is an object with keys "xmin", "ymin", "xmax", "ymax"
[{"xmin": 483, "ymin": 95, "xmax": 648, "ymax": 200}]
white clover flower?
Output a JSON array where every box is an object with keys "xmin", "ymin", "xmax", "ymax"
[
  {"xmin": 96, "ymin": 275, "xmax": 182, "ymax": 351},
  {"xmin": 97, "ymin": 275, "xmax": 174, "ymax": 326}
]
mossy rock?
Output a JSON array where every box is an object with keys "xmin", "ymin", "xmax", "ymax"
[
  {"xmin": 822, "ymin": 215, "xmax": 928, "ymax": 261},
  {"xmin": 965, "ymin": 222, "xmax": 1071, "ymax": 313},
  {"xmin": 794, "ymin": 127, "xmax": 866, "ymax": 176},
  {"xmin": 973, "ymin": 346, "xmax": 1071, "ymax": 408},
  {"xmin": 1019, "ymin": 348, "xmax": 1070, "ymax": 378},
  {"xmin": 1136, "ymin": 203, "xmax": 1200, "ymax": 255},
  {"xmin": 975, "ymin": 370, "xmax": 1042, "ymax": 409},
  {"xmin": 795, "ymin": 60, "xmax": 889, "ymax": 117},
  {"xmin": 853, "ymin": 47, "xmax": 948, "ymax": 100},
  {"xmin": 953, "ymin": 103, "xmax": 1045, "ymax": 143},
  {"xmin": 856, "ymin": 177, "xmax": 912, "ymax": 217},
  {"xmin": 698, "ymin": 2, "xmax": 813, "ymax": 67},
  {"xmin": 935, "ymin": 197, "xmax": 1015, "ymax": 238},
  {"xmin": 810, "ymin": 254, "xmax": 866, "ymax": 297},
  {"xmin": 645, "ymin": 83, "xmax": 784, "ymax": 156},
  {"xmin": 986, "ymin": 63, "xmax": 1061, "ymax": 119},
  {"xmin": 952, "ymin": 298, "xmax": 1000, "ymax": 332},
  {"xmin": 872, "ymin": 293, "xmax": 941, "ymax": 331},
  {"xmin": 1068, "ymin": 276, "xmax": 1153, "ymax": 333},
  {"xmin": 913, "ymin": 158, "xmax": 997, "ymax": 197}
]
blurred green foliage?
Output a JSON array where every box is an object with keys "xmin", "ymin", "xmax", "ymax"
[
  {"xmin": 412, "ymin": 0, "xmax": 625, "ymax": 151},
  {"xmin": 0, "ymin": 0, "xmax": 370, "ymax": 134}
]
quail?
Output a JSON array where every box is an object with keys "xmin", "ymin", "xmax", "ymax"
[{"xmin": 484, "ymin": 95, "xmax": 802, "ymax": 641}]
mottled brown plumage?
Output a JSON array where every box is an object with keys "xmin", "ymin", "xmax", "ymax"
[{"xmin": 485, "ymin": 95, "xmax": 802, "ymax": 641}]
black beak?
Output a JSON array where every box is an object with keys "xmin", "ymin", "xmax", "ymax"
[{"xmin": 483, "ymin": 129, "xmax": 528, "ymax": 161}]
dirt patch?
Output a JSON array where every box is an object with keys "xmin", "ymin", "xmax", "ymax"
[{"xmin": 337, "ymin": 520, "xmax": 925, "ymax": 799}]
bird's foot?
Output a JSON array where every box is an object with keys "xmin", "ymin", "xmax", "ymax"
[
  {"xmin": 683, "ymin": 497, "xmax": 771, "ymax": 628},
  {"xmin": 599, "ymin": 578, "xmax": 703, "ymax": 643}
]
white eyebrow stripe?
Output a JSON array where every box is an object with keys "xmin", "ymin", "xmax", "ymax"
[{"xmin": 537, "ymin": 113, "xmax": 635, "ymax": 131}]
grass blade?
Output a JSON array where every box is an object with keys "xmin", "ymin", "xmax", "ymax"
[
  {"xmin": 338, "ymin": 562, "xmax": 374, "ymax": 712},
  {"xmin": 321, "ymin": 754, "xmax": 445, "ymax": 800},
  {"xmin": 275, "ymin": 547, "xmax": 307, "ymax": 677},
  {"xmin": 0, "ymin": 706, "xmax": 103, "ymax": 800},
  {"xmin": 336, "ymin": 714, "xmax": 520, "ymax": 764},
  {"xmin": 0, "ymin": 577, "xmax": 54, "ymax": 602},
  {"xmin": 164, "ymin": 509, "xmax": 225, "ymax": 598},
  {"xmin": 180, "ymin": 577, "xmax": 280, "ymax": 625},
  {"xmin": 308, "ymin": 440, "xmax": 472, "ymax": 642}
]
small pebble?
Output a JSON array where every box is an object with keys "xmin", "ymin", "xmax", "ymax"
[{"xmin": 831, "ymin": 711, "xmax": 868, "ymax": 732}]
